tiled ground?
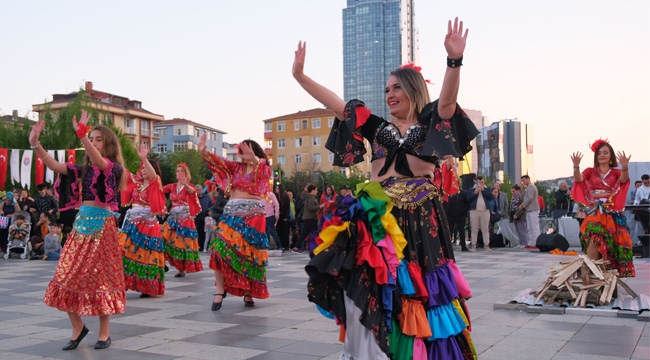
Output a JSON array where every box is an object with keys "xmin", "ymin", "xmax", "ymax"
[{"xmin": 0, "ymin": 247, "xmax": 648, "ymax": 360}]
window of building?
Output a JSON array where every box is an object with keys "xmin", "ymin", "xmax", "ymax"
[
  {"xmin": 277, "ymin": 121, "xmax": 286, "ymax": 132},
  {"xmin": 265, "ymin": 122, "xmax": 272, "ymax": 132},
  {"xmin": 328, "ymin": 116, "xmax": 334, "ymax": 127},
  {"xmin": 312, "ymin": 118, "xmax": 321, "ymax": 129},
  {"xmin": 328, "ymin": 152, "xmax": 334, "ymax": 163},
  {"xmin": 174, "ymin": 141, "xmax": 188, "ymax": 152},
  {"xmin": 174, "ymin": 125, "xmax": 186, "ymax": 136},
  {"xmin": 141, "ymin": 120, "xmax": 150, "ymax": 136},
  {"xmin": 154, "ymin": 127, "xmax": 166, "ymax": 137},
  {"xmin": 141, "ymin": 140, "xmax": 149, "ymax": 147},
  {"xmin": 278, "ymin": 138, "xmax": 286, "ymax": 148},
  {"xmin": 211, "ymin": 147, "xmax": 216, "ymax": 154},
  {"xmin": 295, "ymin": 137, "xmax": 302, "ymax": 147},
  {"xmin": 312, "ymin": 136, "xmax": 321, "ymax": 146},
  {"xmin": 313, "ymin": 153, "xmax": 321, "ymax": 163},
  {"xmin": 115, "ymin": 98, "xmax": 123, "ymax": 106},
  {"xmin": 301, "ymin": 119, "xmax": 308, "ymax": 129},
  {"xmin": 104, "ymin": 113, "xmax": 113, "ymax": 124},
  {"xmin": 125, "ymin": 118, "xmax": 136, "ymax": 134},
  {"xmin": 212, "ymin": 132, "xmax": 217, "ymax": 140},
  {"xmin": 155, "ymin": 143, "xmax": 167, "ymax": 153},
  {"xmin": 294, "ymin": 120, "xmax": 300, "ymax": 130},
  {"xmin": 278, "ymin": 155, "xmax": 286, "ymax": 165},
  {"xmin": 339, "ymin": 168, "xmax": 348, "ymax": 176},
  {"xmin": 195, "ymin": 128, "xmax": 200, "ymax": 137},
  {"xmin": 295, "ymin": 154, "xmax": 302, "ymax": 164}
]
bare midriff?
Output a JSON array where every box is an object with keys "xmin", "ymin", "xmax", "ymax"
[
  {"xmin": 371, "ymin": 154, "xmax": 437, "ymax": 182},
  {"xmin": 230, "ymin": 189, "xmax": 262, "ymax": 201},
  {"xmin": 82, "ymin": 200, "xmax": 112, "ymax": 211}
]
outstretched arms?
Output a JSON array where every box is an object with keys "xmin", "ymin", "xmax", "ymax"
[{"xmin": 438, "ymin": 17, "xmax": 469, "ymax": 120}]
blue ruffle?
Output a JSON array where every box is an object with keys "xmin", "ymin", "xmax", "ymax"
[
  {"xmin": 121, "ymin": 220, "xmax": 164, "ymax": 251},
  {"xmin": 396, "ymin": 259, "xmax": 415, "ymax": 296},
  {"xmin": 426, "ymin": 302, "xmax": 467, "ymax": 340},
  {"xmin": 382, "ymin": 274, "xmax": 396, "ymax": 332},
  {"xmin": 166, "ymin": 218, "xmax": 198, "ymax": 238},
  {"xmin": 220, "ymin": 215, "xmax": 269, "ymax": 249},
  {"xmin": 316, "ymin": 305, "xmax": 335, "ymax": 319}
]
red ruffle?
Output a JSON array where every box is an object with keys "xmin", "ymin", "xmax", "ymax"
[
  {"xmin": 209, "ymin": 253, "xmax": 269, "ymax": 299},
  {"xmin": 355, "ymin": 221, "xmax": 388, "ymax": 285},
  {"xmin": 125, "ymin": 275, "xmax": 165, "ymax": 296},
  {"xmin": 44, "ymin": 282, "xmax": 125, "ymax": 316},
  {"xmin": 167, "ymin": 257, "xmax": 203, "ymax": 273},
  {"xmin": 407, "ymin": 261, "xmax": 429, "ymax": 301}
]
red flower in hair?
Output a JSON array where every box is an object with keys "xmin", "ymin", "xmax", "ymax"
[
  {"xmin": 589, "ymin": 139, "xmax": 609, "ymax": 153},
  {"xmin": 400, "ymin": 62, "xmax": 432, "ymax": 84}
]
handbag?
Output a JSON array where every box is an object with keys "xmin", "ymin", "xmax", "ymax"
[{"xmin": 0, "ymin": 216, "xmax": 9, "ymax": 229}]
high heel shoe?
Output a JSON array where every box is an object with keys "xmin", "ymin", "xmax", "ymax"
[
  {"xmin": 243, "ymin": 295, "xmax": 255, "ymax": 307},
  {"xmin": 62, "ymin": 325, "xmax": 89, "ymax": 350},
  {"xmin": 211, "ymin": 292, "xmax": 227, "ymax": 311},
  {"xmin": 94, "ymin": 337, "xmax": 111, "ymax": 350}
]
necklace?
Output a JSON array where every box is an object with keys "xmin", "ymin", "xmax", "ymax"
[{"xmin": 386, "ymin": 123, "xmax": 417, "ymax": 146}]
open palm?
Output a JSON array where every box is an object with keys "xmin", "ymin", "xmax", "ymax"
[{"xmin": 444, "ymin": 17, "xmax": 468, "ymax": 59}]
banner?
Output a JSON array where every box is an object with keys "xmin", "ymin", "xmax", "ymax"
[
  {"xmin": 10, "ymin": 150, "xmax": 20, "ymax": 185},
  {"xmin": 20, "ymin": 150, "xmax": 33, "ymax": 189},
  {"xmin": 45, "ymin": 150, "xmax": 55, "ymax": 184},
  {"xmin": 57, "ymin": 150, "xmax": 65, "ymax": 165},
  {"xmin": 35, "ymin": 154, "xmax": 45, "ymax": 186},
  {"xmin": 0, "ymin": 148, "xmax": 7, "ymax": 190},
  {"xmin": 67, "ymin": 149, "xmax": 76, "ymax": 164}
]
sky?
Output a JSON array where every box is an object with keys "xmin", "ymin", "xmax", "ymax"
[{"xmin": 1, "ymin": 0, "xmax": 648, "ymax": 181}]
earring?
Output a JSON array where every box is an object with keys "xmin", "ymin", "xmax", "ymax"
[{"xmin": 609, "ymin": 160, "xmax": 613, "ymax": 165}]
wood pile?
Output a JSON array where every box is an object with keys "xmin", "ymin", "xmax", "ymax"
[{"xmin": 533, "ymin": 255, "xmax": 638, "ymax": 307}]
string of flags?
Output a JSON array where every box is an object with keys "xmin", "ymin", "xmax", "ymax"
[{"xmin": 0, "ymin": 148, "xmax": 78, "ymax": 190}]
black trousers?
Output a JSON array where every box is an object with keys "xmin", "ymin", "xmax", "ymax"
[
  {"xmin": 447, "ymin": 214, "xmax": 468, "ymax": 249},
  {"xmin": 298, "ymin": 219, "xmax": 318, "ymax": 251},
  {"xmin": 195, "ymin": 214, "xmax": 206, "ymax": 250}
]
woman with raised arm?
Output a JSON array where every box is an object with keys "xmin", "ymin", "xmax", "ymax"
[
  {"xmin": 119, "ymin": 144, "xmax": 168, "ymax": 298},
  {"xmin": 198, "ymin": 135, "xmax": 272, "ymax": 310},
  {"xmin": 161, "ymin": 163, "xmax": 203, "ymax": 278},
  {"xmin": 294, "ymin": 18, "xmax": 478, "ymax": 360},
  {"xmin": 35, "ymin": 110, "xmax": 126, "ymax": 350},
  {"xmin": 571, "ymin": 140, "xmax": 635, "ymax": 277}
]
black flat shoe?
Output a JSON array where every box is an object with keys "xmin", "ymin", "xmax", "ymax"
[
  {"xmin": 174, "ymin": 272, "xmax": 185, "ymax": 277},
  {"xmin": 62, "ymin": 325, "xmax": 89, "ymax": 350},
  {"xmin": 164, "ymin": 265, "xmax": 169, "ymax": 272},
  {"xmin": 139, "ymin": 293, "xmax": 150, "ymax": 298},
  {"xmin": 211, "ymin": 293, "xmax": 226, "ymax": 311},
  {"xmin": 243, "ymin": 295, "xmax": 255, "ymax": 307},
  {"xmin": 94, "ymin": 337, "xmax": 111, "ymax": 350}
]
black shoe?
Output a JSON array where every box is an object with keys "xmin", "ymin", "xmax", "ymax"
[
  {"xmin": 94, "ymin": 337, "xmax": 111, "ymax": 350},
  {"xmin": 174, "ymin": 272, "xmax": 185, "ymax": 277},
  {"xmin": 461, "ymin": 247, "xmax": 469, "ymax": 252},
  {"xmin": 164, "ymin": 265, "xmax": 169, "ymax": 273},
  {"xmin": 211, "ymin": 293, "xmax": 226, "ymax": 311},
  {"xmin": 62, "ymin": 325, "xmax": 89, "ymax": 350},
  {"xmin": 243, "ymin": 295, "xmax": 255, "ymax": 307},
  {"xmin": 139, "ymin": 293, "xmax": 150, "ymax": 298}
]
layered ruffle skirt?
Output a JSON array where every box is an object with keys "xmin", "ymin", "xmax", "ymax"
[
  {"xmin": 162, "ymin": 206, "xmax": 203, "ymax": 273},
  {"xmin": 306, "ymin": 178, "xmax": 475, "ymax": 360},
  {"xmin": 209, "ymin": 199, "xmax": 269, "ymax": 299},
  {"xmin": 119, "ymin": 207, "xmax": 166, "ymax": 295},
  {"xmin": 580, "ymin": 209, "xmax": 636, "ymax": 277},
  {"xmin": 43, "ymin": 206, "xmax": 126, "ymax": 316}
]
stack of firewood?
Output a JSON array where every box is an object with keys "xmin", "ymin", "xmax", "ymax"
[{"xmin": 533, "ymin": 255, "xmax": 637, "ymax": 307}]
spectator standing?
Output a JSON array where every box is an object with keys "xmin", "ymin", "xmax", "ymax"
[
  {"xmin": 493, "ymin": 183, "xmax": 509, "ymax": 220},
  {"xmin": 625, "ymin": 180, "xmax": 643, "ymax": 243},
  {"xmin": 264, "ymin": 191, "xmax": 282, "ymax": 250},
  {"xmin": 294, "ymin": 184, "xmax": 321, "ymax": 253},
  {"xmin": 509, "ymin": 184, "xmax": 529, "ymax": 247},
  {"xmin": 195, "ymin": 184, "xmax": 212, "ymax": 252},
  {"xmin": 554, "ymin": 181, "xmax": 572, "ymax": 211},
  {"xmin": 519, "ymin": 175, "xmax": 541, "ymax": 249},
  {"xmin": 444, "ymin": 188, "xmax": 469, "ymax": 251},
  {"xmin": 210, "ymin": 187, "xmax": 228, "ymax": 224},
  {"xmin": 466, "ymin": 176, "xmax": 494, "ymax": 251},
  {"xmin": 274, "ymin": 184, "xmax": 291, "ymax": 252},
  {"xmin": 335, "ymin": 185, "xmax": 353, "ymax": 210}
]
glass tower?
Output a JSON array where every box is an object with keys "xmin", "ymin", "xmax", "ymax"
[{"xmin": 343, "ymin": 0, "xmax": 416, "ymax": 120}]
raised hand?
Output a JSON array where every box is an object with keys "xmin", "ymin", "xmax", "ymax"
[
  {"xmin": 138, "ymin": 143, "xmax": 150, "ymax": 160},
  {"xmin": 292, "ymin": 41, "xmax": 306, "ymax": 79},
  {"xmin": 616, "ymin": 151, "xmax": 631, "ymax": 168},
  {"xmin": 444, "ymin": 17, "xmax": 469, "ymax": 59},
  {"xmin": 198, "ymin": 133, "xmax": 207, "ymax": 154},
  {"xmin": 239, "ymin": 141, "xmax": 256, "ymax": 163},
  {"xmin": 29, "ymin": 120, "xmax": 45, "ymax": 146},
  {"xmin": 72, "ymin": 109, "xmax": 91, "ymax": 132},
  {"xmin": 570, "ymin": 152, "xmax": 583, "ymax": 167}
]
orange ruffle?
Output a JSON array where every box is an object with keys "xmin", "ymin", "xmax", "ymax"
[
  {"xmin": 218, "ymin": 223, "xmax": 268, "ymax": 266},
  {"xmin": 119, "ymin": 233, "xmax": 166, "ymax": 266},
  {"xmin": 162, "ymin": 223, "xmax": 200, "ymax": 252},
  {"xmin": 580, "ymin": 211, "xmax": 633, "ymax": 249},
  {"xmin": 398, "ymin": 297, "xmax": 433, "ymax": 338}
]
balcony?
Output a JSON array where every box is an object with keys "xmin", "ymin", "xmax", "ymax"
[{"xmin": 125, "ymin": 127, "xmax": 136, "ymax": 136}]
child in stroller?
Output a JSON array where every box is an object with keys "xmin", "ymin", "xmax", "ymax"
[{"xmin": 5, "ymin": 213, "xmax": 30, "ymax": 259}]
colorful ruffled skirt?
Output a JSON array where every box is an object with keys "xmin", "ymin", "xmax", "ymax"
[
  {"xmin": 306, "ymin": 178, "xmax": 475, "ymax": 360},
  {"xmin": 580, "ymin": 209, "xmax": 635, "ymax": 277},
  {"xmin": 119, "ymin": 206, "xmax": 165, "ymax": 295},
  {"xmin": 209, "ymin": 199, "xmax": 269, "ymax": 299},
  {"xmin": 162, "ymin": 206, "xmax": 203, "ymax": 273},
  {"xmin": 43, "ymin": 206, "xmax": 126, "ymax": 316}
]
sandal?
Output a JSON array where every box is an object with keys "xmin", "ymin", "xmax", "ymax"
[
  {"xmin": 211, "ymin": 293, "xmax": 226, "ymax": 311},
  {"xmin": 243, "ymin": 295, "xmax": 255, "ymax": 307},
  {"xmin": 174, "ymin": 272, "xmax": 186, "ymax": 278}
]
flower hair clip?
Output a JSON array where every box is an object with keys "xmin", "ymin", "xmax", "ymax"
[
  {"xmin": 589, "ymin": 138, "xmax": 609, "ymax": 153},
  {"xmin": 400, "ymin": 63, "xmax": 432, "ymax": 84}
]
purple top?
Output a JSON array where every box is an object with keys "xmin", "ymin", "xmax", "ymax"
[{"xmin": 54, "ymin": 159, "xmax": 123, "ymax": 211}]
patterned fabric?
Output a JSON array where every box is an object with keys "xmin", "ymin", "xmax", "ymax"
[
  {"xmin": 305, "ymin": 178, "xmax": 475, "ymax": 360},
  {"xmin": 162, "ymin": 183, "xmax": 201, "ymax": 217},
  {"xmin": 573, "ymin": 167, "xmax": 635, "ymax": 277},
  {"xmin": 162, "ymin": 206, "xmax": 203, "ymax": 273},
  {"xmin": 54, "ymin": 159, "xmax": 124, "ymax": 211},
  {"xmin": 122, "ymin": 173, "xmax": 167, "ymax": 216},
  {"xmin": 209, "ymin": 199, "xmax": 269, "ymax": 299},
  {"xmin": 119, "ymin": 207, "xmax": 165, "ymax": 296},
  {"xmin": 43, "ymin": 206, "xmax": 125, "ymax": 316},
  {"xmin": 201, "ymin": 152, "xmax": 272, "ymax": 198}
]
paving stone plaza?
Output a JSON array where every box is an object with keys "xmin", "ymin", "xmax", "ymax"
[{"xmin": 0, "ymin": 247, "xmax": 648, "ymax": 360}]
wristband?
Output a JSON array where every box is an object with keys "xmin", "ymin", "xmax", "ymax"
[
  {"xmin": 29, "ymin": 143, "xmax": 39, "ymax": 149},
  {"xmin": 76, "ymin": 123, "xmax": 90, "ymax": 139},
  {"xmin": 447, "ymin": 56, "xmax": 463, "ymax": 68}
]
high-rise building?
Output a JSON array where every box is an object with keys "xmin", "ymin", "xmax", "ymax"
[
  {"xmin": 343, "ymin": 0, "xmax": 416, "ymax": 120},
  {"xmin": 475, "ymin": 119, "xmax": 535, "ymax": 183}
]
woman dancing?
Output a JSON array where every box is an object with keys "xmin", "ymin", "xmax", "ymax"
[
  {"xmin": 162, "ymin": 163, "xmax": 203, "ymax": 278},
  {"xmin": 36, "ymin": 110, "xmax": 125, "ymax": 350},
  {"xmin": 119, "ymin": 144, "xmax": 168, "ymax": 297},
  {"xmin": 571, "ymin": 139, "xmax": 635, "ymax": 277},
  {"xmin": 293, "ymin": 18, "xmax": 478, "ymax": 359},
  {"xmin": 198, "ymin": 136, "xmax": 271, "ymax": 310}
]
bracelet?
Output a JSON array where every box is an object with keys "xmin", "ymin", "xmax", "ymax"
[
  {"xmin": 621, "ymin": 167, "xmax": 628, "ymax": 171},
  {"xmin": 29, "ymin": 143, "xmax": 39, "ymax": 149},
  {"xmin": 76, "ymin": 123, "xmax": 89, "ymax": 139},
  {"xmin": 447, "ymin": 56, "xmax": 463, "ymax": 68}
]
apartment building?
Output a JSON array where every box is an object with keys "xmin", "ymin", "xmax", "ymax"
[{"xmin": 153, "ymin": 118, "xmax": 225, "ymax": 155}]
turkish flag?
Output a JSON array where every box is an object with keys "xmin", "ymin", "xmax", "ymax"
[
  {"xmin": 0, "ymin": 148, "xmax": 7, "ymax": 190},
  {"xmin": 35, "ymin": 154, "xmax": 45, "ymax": 185},
  {"xmin": 67, "ymin": 149, "xmax": 76, "ymax": 164}
]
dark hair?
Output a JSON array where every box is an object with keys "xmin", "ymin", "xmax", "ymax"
[
  {"xmin": 148, "ymin": 158, "xmax": 162, "ymax": 177},
  {"xmin": 642, "ymin": 174, "xmax": 650, "ymax": 181},
  {"xmin": 592, "ymin": 142, "xmax": 617, "ymax": 168},
  {"xmin": 307, "ymin": 184, "xmax": 317, "ymax": 193},
  {"xmin": 275, "ymin": 184, "xmax": 288, "ymax": 208},
  {"xmin": 512, "ymin": 184, "xmax": 521, "ymax": 190},
  {"xmin": 635, "ymin": 180, "xmax": 643, "ymax": 185},
  {"xmin": 476, "ymin": 176, "xmax": 484, "ymax": 181},
  {"xmin": 37, "ymin": 184, "xmax": 47, "ymax": 191},
  {"xmin": 16, "ymin": 214, "xmax": 25, "ymax": 221},
  {"xmin": 521, "ymin": 175, "xmax": 530, "ymax": 180},
  {"xmin": 241, "ymin": 140, "xmax": 267, "ymax": 160}
]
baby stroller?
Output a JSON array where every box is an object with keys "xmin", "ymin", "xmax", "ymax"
[{"xmin": 5, "ymin": 212, "xmax": 31, "ymax": 260}]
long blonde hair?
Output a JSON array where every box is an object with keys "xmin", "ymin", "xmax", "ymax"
[{"xmin": 389, "ymin": 67, "xmax": 431, "ymax": 117}]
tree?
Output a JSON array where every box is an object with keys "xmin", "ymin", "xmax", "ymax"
[{"xmin": 157, "ymin": 150, "xmax": 212, "ymax": 186}]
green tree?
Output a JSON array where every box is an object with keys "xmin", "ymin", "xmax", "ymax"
[{"xmin": 158, "ymin": 150, "xmax": 212, "ymax": 186}]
